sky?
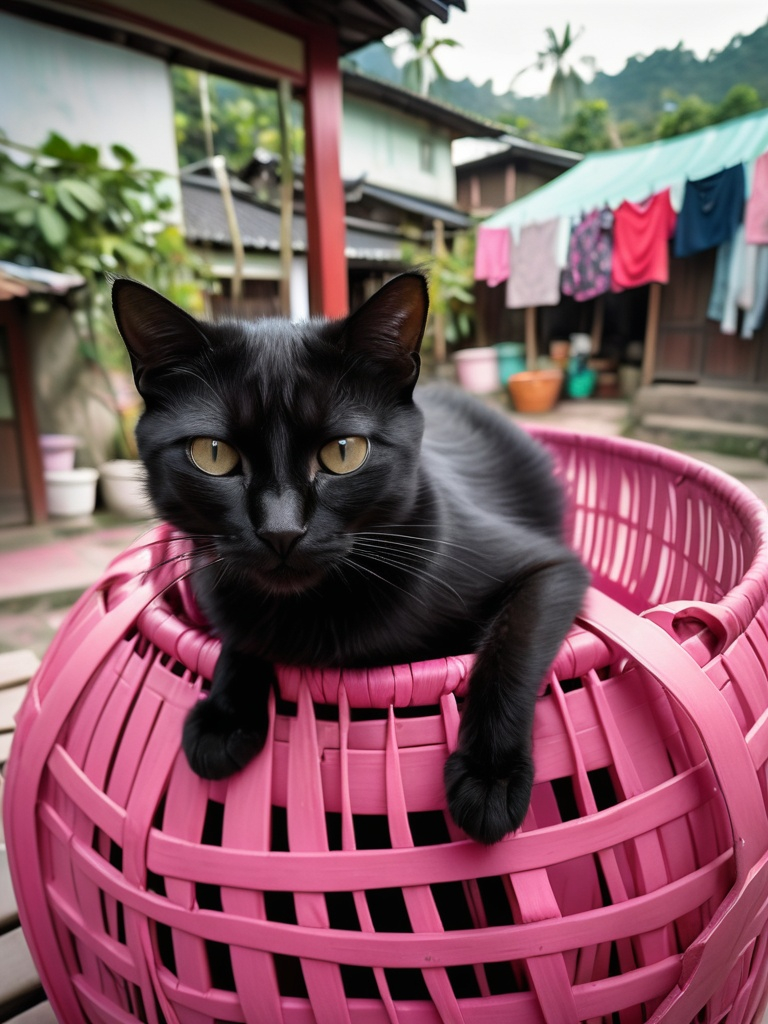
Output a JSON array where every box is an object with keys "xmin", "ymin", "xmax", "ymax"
[{"xmin": 392, "ymin": 1, "xmax": 768, "ymax": 97}]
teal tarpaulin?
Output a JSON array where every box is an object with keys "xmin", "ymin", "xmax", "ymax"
[{"xmin": 483, "ymin": 108, "xmax": 768, "ymax": 231}]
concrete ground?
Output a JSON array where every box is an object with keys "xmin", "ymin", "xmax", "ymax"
[{"xmin": 1, "ymin": 395, "xmax": 767, "ymax": 657}]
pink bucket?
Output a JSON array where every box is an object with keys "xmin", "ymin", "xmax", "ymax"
[
  {"xmin": 453, "ymin": 347, "xmax": 500, "ymax": 393},
  {"xmin": 38, "ymin": 433, "xmax": 81, "ymax": 472},
  {"xmin": 5, "ymin": 430, "xmax": 768, "ymax": 1024}
]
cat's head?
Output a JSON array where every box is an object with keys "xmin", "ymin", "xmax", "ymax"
[{"xmin": 112, "ymin": 274, "xmax": 429, "ymax": 596}]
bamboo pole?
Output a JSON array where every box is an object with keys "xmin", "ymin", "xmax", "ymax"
[
  {"xmin": 211, "ymin": 155, "xmax": 244, "ymax": 303},
  {"xmin": 432, "ymin": 218, "xmax": 447, "ymax": 364}
]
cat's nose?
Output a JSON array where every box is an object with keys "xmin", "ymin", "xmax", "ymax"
[{"xmin": 258, "ymin": 527, "xmax": 306, "ymax": 558}]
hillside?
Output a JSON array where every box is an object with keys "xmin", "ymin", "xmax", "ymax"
[{"xmin": 346, "ymin": 20, "xmax": 768, "ymax": 139}]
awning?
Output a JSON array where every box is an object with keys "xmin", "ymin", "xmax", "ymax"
[{"xmin": 483, "ymin": 108, "xmax": 768, "ymax": 231}]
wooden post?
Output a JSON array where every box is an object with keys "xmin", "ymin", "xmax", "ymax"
[
  {"xmin": 199, "ymin": 71, "xmax": 215, "ymax": 162},
  {"xmin": 642, "ymin": 282, "xmax": 662, "ymax": 387},
  {"xmin": 524, "ymin": 307, "xmax": 537, "ymax": 370},
  {"xmin": 303, "ymin": 27, "xmax": 348, "ymax": 317}
]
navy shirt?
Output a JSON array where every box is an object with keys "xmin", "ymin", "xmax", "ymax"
[{"xmin": 674, "ymin": 164, "xmax": 745, "ymax": 258}]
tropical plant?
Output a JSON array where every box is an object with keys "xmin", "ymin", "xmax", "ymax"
[
  {"xmin": 404, "ymin": 229, "xmax": 476, "ymax": 352},
  {"xmin": 394, "ymin": 18, "xmax": 461, "ymax": 96},
  {"xmin": 514, "ymin": 24, "xmax": 596, "ymax": 120},
  {"xmin": 0, "ymin": 132, "xmax": 177, "ymax": 280}
]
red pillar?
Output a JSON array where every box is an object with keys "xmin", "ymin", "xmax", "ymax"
[{"xmin": 303, "ymin": 26, "xmax": 349, "ymax": 318}]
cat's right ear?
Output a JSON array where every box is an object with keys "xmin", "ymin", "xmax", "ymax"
[{"xmin": 111, "ymin": 279, "xmax": 209, "ymax": 389}]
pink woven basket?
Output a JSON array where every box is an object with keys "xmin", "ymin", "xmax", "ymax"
[{"xmin": 5, "ymin": 430, "xmax": 768, "ymax": 1024}]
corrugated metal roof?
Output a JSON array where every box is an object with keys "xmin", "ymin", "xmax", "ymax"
[
  {"xmin": 484, "ymin": 108, "xmax": 768, "ymax": 230},
  {"xmin": 181, "ymin": 178, "xmax": 404, "ymax": 262},
  {"xmin": 0, "ymin": 261, "xmax": 86, "ymax": 295},
  {"xmin": 182, "ymin": 176, "xmax": 306, "ymax": 251},
  {"xmin": 357, "ymin": 181, "xmax": 471, "ymax": 228}
]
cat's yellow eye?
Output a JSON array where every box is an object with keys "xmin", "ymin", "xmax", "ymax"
[
  {"xmin": 318, "ymin": 436, "xmax": 370, "ymax": 475},
  {"xmin": 188, "ymin": 437, "xmax": 240, "ymax": 476}
]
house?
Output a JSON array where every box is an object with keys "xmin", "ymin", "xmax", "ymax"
[
  {"xmin": 0, "ymin": 0, "xmax": 465, "ymax": 526},
  {"xmin": 455, "ymin": 135, "xmax": 582, "ymax": 219},
  {"xmin": 478, "ymin": 109, "xmax": 768, "ymax": 416},
  {"xmin": 184, "ymin": 67, "xmax": 506, "ymax": 315}
]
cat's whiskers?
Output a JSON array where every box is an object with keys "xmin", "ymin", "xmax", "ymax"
[
  {"xmin": 352, "ymin": 532, "xmax": 503, "ymax": 583},
  {"xmin": 346, "ymin": 544, "xmax": 466, "ymax": 608},
  {"xmin": 340, "ymin": 554, "xmax": 433, "ymax": 611},
  {"xmin": 141, "ymin": 553, "xmax": 226, "ymax": 606}
]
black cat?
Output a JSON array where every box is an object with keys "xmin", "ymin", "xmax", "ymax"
[{"xmin": 112, "ymin": 273, "xmax": 588, "ymax": 844}]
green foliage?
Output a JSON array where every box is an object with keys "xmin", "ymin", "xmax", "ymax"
[
  {"xmin": 172, "ymin": 66, "xmax": 304, "ymax": 169},
  {"xmin": 0, "ymin": 130, "xmax": 207, "ymax": 458},
  {"xmin": 0, "ymin": 131, "xmax": 177, "ymax": 283},
  {"xmin": 655, "ymin": 83, "xmax": 763, "ymax": 139},
  {"xmin": 556, "ymin": 99, "xmax": 614, "ymax": 152},
  {"xmin": 712, "ymin": 83, "xmax": 762, "ymax": 123},
  {"xmin": 655, "ymin": 94, "xmax": 715, "ymax": 138}
]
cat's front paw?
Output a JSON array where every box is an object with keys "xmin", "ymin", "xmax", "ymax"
[
  {"xmin": 183, "ymin": 694, "xmax": 267, "ymax": 779},
  {"xmin": 444, "ymin": 748, "xmax": 534, "ymax": 845}
]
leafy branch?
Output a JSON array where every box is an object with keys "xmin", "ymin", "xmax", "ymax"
[{"xmin": 0, "ymin": 131, "xmax": 205, "ymax": 457}]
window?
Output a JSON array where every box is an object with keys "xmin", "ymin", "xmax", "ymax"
[{"xmin": 419, "ymin": 138, "xmax": 434, "ymax": 173}]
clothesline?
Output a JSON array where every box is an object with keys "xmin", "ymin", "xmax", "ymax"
[
  {"xmin": 475, "ymin": 149, "xmax": 768, "ymax": 340},
  {"xmin": 481, "ymin": 108, "xmax": 768, "ymax": 234}
]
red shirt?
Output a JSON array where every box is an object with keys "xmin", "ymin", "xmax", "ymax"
[{"xmin": 611, "ymin": 190, "xmax": 677, "ymax": 291}]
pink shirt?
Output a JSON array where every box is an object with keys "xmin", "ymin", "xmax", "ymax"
[
  {"xmin": 745, "ymin": 152, "xmax": 768, "ymax": 245},
  {"xmin": 474, "ymin": 226, "xmax": 510, "ymax": 287}
]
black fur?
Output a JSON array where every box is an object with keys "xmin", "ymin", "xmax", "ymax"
[{"xmin": 112, "ymin": 273, "xmax": 589, "ymax": 844}]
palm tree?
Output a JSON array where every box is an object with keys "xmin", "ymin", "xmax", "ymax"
[
  {"xmin": 513, "ymin": 24, "xmax": 596, "ymax": 119},
  {"xmin": 397, "ymin": 20, "xmax": 461, "ymax": 96}
]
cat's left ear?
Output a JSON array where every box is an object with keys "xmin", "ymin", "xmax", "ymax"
[
  {"xmin": 342, "ymin": 272, "xmax": 428, "ymax": 387},
  {"xmin": 112, "ymin": 278, "xmax": 210, "ymax": 390}
]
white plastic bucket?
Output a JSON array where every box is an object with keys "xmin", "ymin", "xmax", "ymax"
[
  {"xmin": 44, "ymin": 468, "xmax": 99, "ymax": 517},
  {"xmin": 99, "ymin": 460, "xmax": 153, "ymax": 518}
]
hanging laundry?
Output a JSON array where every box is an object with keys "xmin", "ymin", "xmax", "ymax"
[
  {"xmin": 561, "ymin": 208, "xmax": 613, "ymax": 302},
  {"xmin": 505, "ymin": 218, "xmax": 561, "ymax": 309},
  {"xmin": 707, "ymin": 237, "xmax": 733, "ymax": 323},
  {"xmin": 706, "ymin": 226, "xmax": 760, "ymax": 334},
  {"xmin": 673, "ymin": 164, "xmax": 745, "ymax": 258},
  {"xmin": 474, "ymin": 226, "xmax": 510, "ymax": 287},
  {"xmin": 611, "ymin": 189, "xmax": 677, "ymax": 290},
  {"xmin": 745, "ymin": 151, "xmax": 768, "ymax": 245},
  {"xmin": 742, "ymin": 246, "xmax": 768, "ymax": 339}
]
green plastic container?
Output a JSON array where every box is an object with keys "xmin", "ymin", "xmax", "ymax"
[{"xmin": 494, "ymin": 342, "xmax": 527, "ymax": 386}]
